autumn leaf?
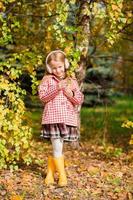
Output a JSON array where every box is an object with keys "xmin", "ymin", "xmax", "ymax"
[{"xmin": 10, "ymin": 195, "xmax": 23, "ymax": 200}]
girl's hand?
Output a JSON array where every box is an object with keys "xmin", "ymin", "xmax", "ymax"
[
  {"xmin": 64, "ymin": 87, "xmax": 73, "ymax": 97},
  {"xmin": 58, "ymin": 80, "xmax": 67, "ymax": 90}
]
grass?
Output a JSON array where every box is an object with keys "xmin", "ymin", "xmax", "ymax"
[
  {"xmin": 29, "ymin": 95, "xmax": 133, "ymax": 148},
  {"xmin": 80, "ymin": 95, "xmax": 133, "ymax": 147}
]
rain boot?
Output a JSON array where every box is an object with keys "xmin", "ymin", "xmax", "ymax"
[
  {"xmin": 45, "ymin": 156, "xmax": 56, "ymax": 185},
  {"xmin": 53, "ymin": 155, "xmax": 67, "ymax": 187}
]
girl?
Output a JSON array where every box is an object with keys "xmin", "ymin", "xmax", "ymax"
[{"xmin": 38, "ymin": 50, "xmax": 84, "ymax": 187}]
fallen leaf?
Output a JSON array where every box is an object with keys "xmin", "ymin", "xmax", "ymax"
[{"xmin": 10, "ymin": 195, "xmax": 23, "ymax": 200}]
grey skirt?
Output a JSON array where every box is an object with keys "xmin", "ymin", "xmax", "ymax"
[{"xmin": 40, "ymin": 123, "xmax": 79, "ymax": 142}]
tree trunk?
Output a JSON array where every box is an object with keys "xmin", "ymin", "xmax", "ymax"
[
  {"xmin": 73, "ymin": 0, "xmax": 90, "ymax": 147},
  {"xmin": 75, "ymin": 0, "xmax": 90, "ymax": 87}
]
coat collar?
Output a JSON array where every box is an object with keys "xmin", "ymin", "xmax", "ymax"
[{"xmin": 51, "ymin": 74, "xmax": 67, "ymax": 82}]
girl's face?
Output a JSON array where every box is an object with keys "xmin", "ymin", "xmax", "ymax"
[{"xmin": 50, "ymin": 60, "xmax": 65, "ymax": 79}]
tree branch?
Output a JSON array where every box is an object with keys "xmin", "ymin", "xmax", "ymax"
[
  {"xmin": 13, "ymin": 13, "xmax": 59, "ymax": 18},
  {"xmin": 117, "ymin": 22, "xmax": 133, "ymax": 34}
]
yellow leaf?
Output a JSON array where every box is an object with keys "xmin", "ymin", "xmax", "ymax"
[
  {"xmin": 88, "ymin": 166, "xmax": 100, "ymax": 176},
  {"xmin": 64, "ymin": 46, "xmax": 72, "ymax": 54},
  {"xmin": 10, "ymin": 195, "xmax": 23, "ymax": 200},
  {"xmin": 129, "ymin": 137, "xmax": 133, "ymax": 145},
  {"xmin": 112, "ymin": 4, "xmax": 118, "ymax": 10},
  {"xmin": 0, "ymin": 2, "xmax": 5, "ymax": 11}
]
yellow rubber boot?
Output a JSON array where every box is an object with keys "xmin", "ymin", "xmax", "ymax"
[
  {"xmin": 45, "ymin": 156, "xmax": 56, "ymax": 185},
  {"xmin": 53, "ymin": 156, "xmax": 67, "ymax": 187}
]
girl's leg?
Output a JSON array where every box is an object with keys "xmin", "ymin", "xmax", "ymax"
[
  {"xmin": 45, "ymin": 138, "xmax": 63, "ymax": 185},
  {"xmin": 45, "ymin": 138, "xmax": 64, "ymax": 185},
  {"xmin": 44, "ymin": 155, "xmax": 55, "ymax": 185},
  {"xmin": 51, "ymin": 138, "xmax": 67, "ymax": 187},
  {"xmin": 51, "ymin": 138, "xmax": 63, "ymax": 158}
]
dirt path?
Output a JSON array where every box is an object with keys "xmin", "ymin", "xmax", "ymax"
[{"xmin": 0, "ymin": 141, "xmax": 133, "ymax": 200}]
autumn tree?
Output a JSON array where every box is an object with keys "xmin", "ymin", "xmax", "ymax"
[{"xmin": 0, "ymin": 0, "xmax": 41, "ymax": 170}]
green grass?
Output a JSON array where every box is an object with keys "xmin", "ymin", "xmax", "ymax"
[
  {"xmin": 80, "ymin": 95, "xmax": 133, "ymax": 146},
  {"xmin": 30, "ymin": 95, "xmax": 133, "ymax": 147}
]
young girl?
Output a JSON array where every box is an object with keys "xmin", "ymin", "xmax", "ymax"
[{"xmin": 38, "ymin": 50, "xmax": 84, "ymax": 187}]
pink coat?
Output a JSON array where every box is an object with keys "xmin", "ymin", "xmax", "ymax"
[{"xmin": 38, "ymin": 75, "xmax": 84, "ymax": 126}]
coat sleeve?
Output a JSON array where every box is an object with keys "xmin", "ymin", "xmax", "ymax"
[
  {"xmin": 64, "ymin": 79, "xmax": 84, "ymax": 106},
  {"xmin": 38, "ymin": 76, "xmax": 59, "ymax": 103}
]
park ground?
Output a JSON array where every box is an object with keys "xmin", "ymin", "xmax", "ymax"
[
  {"xmin": 0, "ymin": 95, "xmax": 133, "ymax": 200},
  {"xmin": 0, "ymin": 141, "xmax": 133, "ymax": 200}
]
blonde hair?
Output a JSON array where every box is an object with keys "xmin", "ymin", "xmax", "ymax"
[{"xmin": 47, "ymin": 52, "xmax": 65, "ymax": 65}]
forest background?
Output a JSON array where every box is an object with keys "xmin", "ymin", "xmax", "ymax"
[{"xmin": 0, "ymin": 0, "xmax": 133, "ymax": 199}]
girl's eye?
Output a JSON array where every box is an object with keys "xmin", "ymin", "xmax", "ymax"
[{"xmin": 52, "ymin": 65, "xmax": 63, "ymax": 70}]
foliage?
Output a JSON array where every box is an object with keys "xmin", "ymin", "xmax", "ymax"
[
  {"xmin": 0, "ymin": 0, "xmax": 42, "ymax": 169},
  {"xmin": 8, "ymin": 0, "xmax": 132, "ymax": 71},
  {"xmin": 122, "ymin": 120, "xmax": 133, "ymax": 145},
  {"xmin": 105, "ymin": 0, "xmax": 131, "ymax": 45}
]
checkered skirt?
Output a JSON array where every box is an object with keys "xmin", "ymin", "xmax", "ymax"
[{"xmin": 40, "ymin": 123, "xmax": 79, "ymax": 141}]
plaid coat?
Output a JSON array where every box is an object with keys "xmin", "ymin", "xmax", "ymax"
[{"xmin": 38, "ymin": 75, "xmax": 84, "ymax": 126}]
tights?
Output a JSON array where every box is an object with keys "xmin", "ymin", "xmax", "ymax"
[{"xmin": 51, "ymin": 138, "xmax": 64, "ymax": 158}]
